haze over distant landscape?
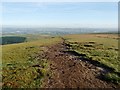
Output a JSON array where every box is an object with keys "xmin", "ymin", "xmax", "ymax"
[{"xmin": 2, "ymin": 2, "xmax": 118, "ymax": 28}]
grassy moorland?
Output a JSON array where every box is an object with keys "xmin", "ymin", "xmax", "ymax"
[
  {"xmin": 2, "ymin": 33, "xmax": 120, "ymax": 88},
  {"xmin": 63, "ymin": 34, "xmax": 120, "ymax": 83},
  {"xmin": 2, "ymin": 35, "xmax": 61, "ymax": 88},
  {"xmin": 1, "ymin": 34, "xmax": 52, "ymax": 44}
]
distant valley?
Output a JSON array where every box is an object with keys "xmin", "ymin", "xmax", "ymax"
[{"xmin": 2, "ymin": 27, "xmax": 118, "ymax": 35}]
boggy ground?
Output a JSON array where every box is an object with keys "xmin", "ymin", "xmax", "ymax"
[{"xmin": 41, "ymin": 41, "xmax": 120, "ymax": 88}]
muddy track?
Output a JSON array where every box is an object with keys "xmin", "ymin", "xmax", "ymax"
[{"xmin": 42, "ymin": 41, "xmax": 119, "ymax": 88}]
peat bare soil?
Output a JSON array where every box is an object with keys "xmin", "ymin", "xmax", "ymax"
[{"xmin": 41, "ymin": 41, "xmax": 119, "ymax": 88}]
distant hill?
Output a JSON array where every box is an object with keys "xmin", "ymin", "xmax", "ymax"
[{"xmin": 2, "ymin": 27, "xmax": 118, "ymax": 35}]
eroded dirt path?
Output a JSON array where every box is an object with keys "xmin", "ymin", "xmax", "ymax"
[{"xmin": 42, "ymin": 41, "xmax": 119, "ymax": 88}]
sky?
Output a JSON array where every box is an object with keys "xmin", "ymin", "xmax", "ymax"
[{"xmin": 1, "ymin": 2, "xmax": 118, "ymax": 28}]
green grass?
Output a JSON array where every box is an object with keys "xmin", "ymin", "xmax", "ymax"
[
  {"xmin": 2, "ymin": 33, "xmax": 119, "ymax": 87},
  {"xmin": 2, "ymin": 34, "xmax": 52, "ymax": 42},
  {"xmin": 104, "ymin": 73, "xmax": 120, "ymax": 84},
  {"xmin": 63, "ymin": 34, "xmax": 120, "ymax": 84},
  {"xmin": 2, "ymin": 36, "xmax": 62, "ymax": 88}
]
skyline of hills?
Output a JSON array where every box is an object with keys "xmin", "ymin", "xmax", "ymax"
[{"xmin": 2, "ymin": 27, "xmax": 118, "ymax": 35}]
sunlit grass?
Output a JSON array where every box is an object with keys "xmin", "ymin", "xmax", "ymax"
[
  {"xmin": 64, "ymin": 34, "xmax": 120, "ymax": 83},
  {"xmin": 64, "ymin": 34, "xmax": 118, "ymax": 48},
  {"xmin": 2, "ymin": 36, "xmax": 62, "ymax": 88}
]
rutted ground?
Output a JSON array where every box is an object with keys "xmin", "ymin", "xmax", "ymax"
[
  {"xmin": 2, "ymin": 37, "xmax": 62, "ymax": 88},
  {"xmin": 42, "ymin": 41, "xmax": 119, "ymax": 88},
  {"xmin": 2, "ymin": 34, "xmax": 119, "ymax": 88}
]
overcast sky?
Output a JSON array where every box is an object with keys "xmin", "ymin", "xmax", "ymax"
[{"xmin": 2, "ymin": 2, "xmax": 118, "ymax": 28}]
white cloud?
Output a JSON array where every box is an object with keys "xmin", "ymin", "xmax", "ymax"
[
  {"xmin": 2, "ymin": 2, "xmax": 55, "ymax": 14},
  {"xmin": 3, "ymin": 8, "xmax": 31, "ymax": 14},
  {"xmin": 32, "ymin": 2, "xmax": 51, "ymax": 10}
]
